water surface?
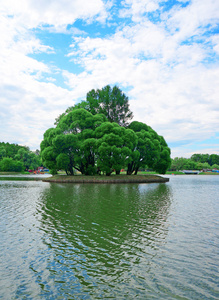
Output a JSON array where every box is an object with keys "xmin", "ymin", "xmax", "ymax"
[{"xmin": 0, "ymin": 176, "xmax": 218, "ymax": 299}]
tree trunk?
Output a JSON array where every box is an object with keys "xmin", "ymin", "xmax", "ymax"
[
  {"xmin": 69, "ymin": 168, "xmax": 74, "ymax": 175},
  {"xmin": 127, "ymin": 162, "xmax": 134, "ymax": 175},
  {"xmin": 134, "ymin": 167, "xmax": 139, "ymax": 175}
]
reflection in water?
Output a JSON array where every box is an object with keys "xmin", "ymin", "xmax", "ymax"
[
  {"xmin": 35, "ymin": 183, "xmax": 172, "ymax": 298},
  {"xmin": 1, "ymin": 177, "xmax": 218, "ymax": 299}
]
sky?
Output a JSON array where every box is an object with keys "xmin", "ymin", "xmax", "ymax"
[{"xmin": 0, "ymin": 0, "xmax": 219, "ymax": 158}]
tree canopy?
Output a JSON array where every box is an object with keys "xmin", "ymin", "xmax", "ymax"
[
  {"xmin": 170, "ymin": 154, "xmax": 219, "ymax": 171},
  {"xmin": 55, "ymin": 85, "xmax": 133, "ymax": 127},
  {"xmin": 41, "ymin": 85, "xmax": 171, "ymax": 176},
  {"xmin": 0, "ymin": 142, "xmax": 41, "ymax": 172},
  {"xmin": 127, "ymin": 121, "xmax": 171, "ymax": 175}
]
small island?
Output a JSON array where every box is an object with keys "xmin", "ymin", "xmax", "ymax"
[{"xmin": 42, "ymin": 174, "xmax": 169, "ymax": 184}]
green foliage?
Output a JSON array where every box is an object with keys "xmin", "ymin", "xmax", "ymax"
[
  {"xmin": 0, "ymin": 147, "xmax": 6, "ymax": 159},
  {"xmin": 0, "ymin": 142, "xmax": 41, "ymax": 172},
  {"xmin": 14, "ymin": 148, "xmax": 41, "ymax": 170},
  {"xmin": 55, "ymin": 85, "xmax": 133, "ymax": 127},
  {"xmin": 191, "ymin": 153, "xmax": 219, "ymax": 166},
  {"xmin": 41, "ymin": 86, "xmax": 171, "ymax": 176},
  {"xmin": 42, "ymin": 108, "xmax": 171, "ymax": 175},
  {"xmin": 212, "ymin": 164, "xmax": 219, "ymax": 170},
  {"xmin": 0, "ymin": 142, "xmax": 28, "ymax": 158},
  {"xmin": 183, "ymin": 159, "xmax": 197, "ymax": 170},
  {"xmin": 0, "ymin": 157, "xmax": 24, "ymax": 172},
  {"xmin": 170, "ymin": 157, "xmax": 187, "ymax": 171},
  {"xmin": 127, "ymin": 121, "xmax": 171, "ymax": 174},
  {"xmin": 170, "ymin": 155, "xmax": 219, "ymax": 171},
  {"xmin": 170, "ymin": 157, "xmax": 198, "ymax": 171},
  {"xmin": 209, "ymin": 154, "xmax": 219, "ymax": 166},
  {"xmin": 95, "ymin": 122, "xmax": 135, "ymax": 175}
]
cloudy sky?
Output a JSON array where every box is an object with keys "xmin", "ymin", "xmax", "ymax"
[{"xmin": 1, "ymin": 0, "xmax": 219, "ymax": 158}]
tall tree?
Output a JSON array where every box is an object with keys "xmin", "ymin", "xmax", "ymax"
[
  {"xmin": 55, "ymin": 85, "xmax": 133, "ymax": 127},
  {"xmin": 42, "ymin": 86, "xmax": 171, "ymax": 176}
]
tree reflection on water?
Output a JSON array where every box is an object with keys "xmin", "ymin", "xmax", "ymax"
[{"xmin": 36, "ymin": 182, "xmax": 172, "ymax": 297}]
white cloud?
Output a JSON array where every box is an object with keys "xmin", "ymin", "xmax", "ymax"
[
  {"xmin": 120, "ymin": 0, "xmax": 161, "ymax": 21},
  {"xmin": 0, "ymin": 0, "xmax": 108, "ymax": 149},
  {"xmin": 0, "ymin": 0, "xmax": 218, "ymax": 157},
  {"xmin": 171, "ymin": 144, "xmax": 219, "ymax": 159},
  {"xmin": 65, "ymin": 0, "xmax": 219, "ymax": 152},
  {"xmin": 1, "ymin": 78, "xmax": 75, "ymax": 149},
  {"xmin": 1, "ymin": 0, "xmax": 108, "ymax": 30},
  {"xmin": 211, "ymin": 35, "xmax": 219, "ymax": 55},
  {"xmin": 166, "ymin": 0, "xmax": 219, "ymax": 34}
]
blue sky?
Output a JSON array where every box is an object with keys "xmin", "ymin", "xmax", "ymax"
[{"xmin": 0, "ymin": 0, "xmax": 219, "ymax": 158}]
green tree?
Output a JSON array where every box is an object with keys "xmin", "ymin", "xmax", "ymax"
[
  {"xmin": 0, "ymin": 157, "xmax": 24, "ymax": 172},
  {"xmin": 55, "ymin": 85, "xmax": 133, "ymax": 127},
  {"xmin": 209, "ymin": 154, "xmax": 219, "ymax": 166},
  {"xmin": 13, "ymin": 160, "xmax": 25, "ymax": 172},
  {"xmin": 153, "ymin": 136, "xmax": 171, "ymax": 174},
  {"xmin": 0, "ymin": 157, "xmax": 14, "ymax": 171},
  {"xmin": 0, "ymin": 142, "xmax": 41, "ymax": 172},
  {"xmin": 191, "ymin": 153, "xmax": 210, "ymax": 164},
  {"xmin": 183, "ymin": 159, "xmax": 197, "ymax": 170},
  {"xmin": 14, "ymin": 148, "xmax": 40, "ymax": 170},
  {"xmin": 0, "ymin": 142, "xmax": 28, "ymax": 159},
  {"xmin": 191, "ymin": 153, "xmax": 203, "ymax": 163},
  {"xmin": 191, "ymin": 153, "xmax": 219, "ymax": 166},
  {"xmin": 170, "ymin": 157, "xmax": 187, "ymax": 171},
  {"xmin": 0, "ymin": 146, "xmax": 6, "ymax": 159},
  {"xmin": 86, "ymin": 85, "xmax": 133, "ymax": 126},
  {"xmin": 95, "ymin": 122, "xmax": 137, "ymax": 175},
  {"xmin": 200, "ymin": 162, "xmax": 211, "ymax": 170},
  {"xmin": 42, "ymin": 87, "xmax": 171, "ymax": 177},
  {"xmin": 41, "ymin": 128, "xmax": 63, "ymax": 175},
  {"xmin": 41, "ymin": 110, "xmax": 107, "ymax": 175},
  {"xmin": 212, "ymin": 164, "xmax": 219, "ymax": 170},
  {"xmin": 127, "ymin": 121, "xmax": 171, "ymax": 175},
  {"xmin": 57, "ymin": 109, "xmax": 107, "ymax": 175}
]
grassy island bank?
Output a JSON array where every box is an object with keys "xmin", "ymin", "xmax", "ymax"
[{"xmin": 42, "ymin": 174, "xmax": 169, "ymax": 184}]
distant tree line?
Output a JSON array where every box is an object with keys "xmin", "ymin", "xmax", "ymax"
[
  {"xmin": 170, "ymin": 154, "xmax": 219, "ymax": 171},
  {"xmin": 0, "ymin": 142, "xmax": 41, "ymax": 172},
  {"xmin": 41, "ymin": 85, "xmax": 171, "ymax": 175}
]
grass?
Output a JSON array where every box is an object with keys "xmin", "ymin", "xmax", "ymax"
[
  {"xmin": 0, "ymin": 171, "xmax": 50, "ymax": 181},
  {"xmin": 199, "ymin": 172, "xmax": 219, "ymax": 175},
  {"xmin": 139, "ymin": 171, "xmax": 184, "ymax": 175},
  {"xmin": 42, "ymin": 174, "xmax": 169, "ymax": 184},
  {"xmin": 0, "ymin": 171, "xmax": 30, "ymax": 175},
  {"xmin": 139, "ymin": 171, "xmax": 219, "ymax": 175},
  {"xmin": 0, "ymin": 176, "xmax": 44, "ymax": 181}
]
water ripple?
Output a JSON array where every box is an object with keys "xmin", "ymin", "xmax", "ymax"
[{"xmin": 0, "ymin": 178, "xmax": 219, "ymax": 299}]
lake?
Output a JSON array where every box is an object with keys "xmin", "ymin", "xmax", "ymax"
[{"xmin": 0, "ymin": 175, "xmax": 218, "ymax": 299}]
